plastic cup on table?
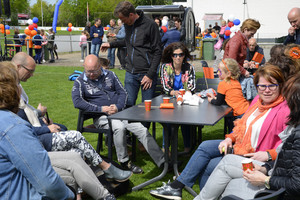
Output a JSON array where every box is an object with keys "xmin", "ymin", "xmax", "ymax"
[
  {"xmin": 144, "ymin": 100, "xmax": 152, "ymax": 111},
  {"xmin": 179, "ymin": 89, "xmax": 185, "ymax": 96},
  {"xmin": 241, "ymin": 158, "xmax": 254, "ymax": 171},
  {"xmin": 163, "ymin": 97, "xmax": 170, "ymax": 103}
]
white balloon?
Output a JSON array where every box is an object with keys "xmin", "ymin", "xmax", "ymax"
[
  {"xmin": 27, "ymin": 19, "xmax": 33, "ymax": 25},
  {"xmin": 230, "ymin": 26, "xmax": 238, "ymax": 33},
  {"xmin": 228, "ymin": 14, "xmax": 235, "ymax": 22},
  {"xmin": 230, "ymin": 32, "xmax": 236, "ymax": 38},
  {"xmin": 162, "ymin": 19, "xmax": 168, "ymax": 27}
]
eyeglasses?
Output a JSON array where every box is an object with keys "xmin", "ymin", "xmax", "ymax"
[
  {"xmin": 21, "ymin": 65, "xmax": 35, "ymax": 74},
  {"xmin": 172, "ymin": 53, "xmax": 184, "ymax": 58},
  {"xmin": 85, "ymin": 68, "xmax": 101, "ymax": 75},
  {"xmin": 256, "ymin": 84, "xmax": 279, "ymax": 91}
]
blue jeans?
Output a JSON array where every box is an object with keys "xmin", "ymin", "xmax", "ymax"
[
  {"xmin": 177, "ymin": 139, "xmax": 223, "ymax": 189},
  {"xmin": 91, "ymin": 43, "xmax": 101, "ymax": 57},
  {"xmin": 124, "ymin": 71, "xmax": 157, "ymax": 106},
  {"xmin": 107, "ymin": 48, "xmax": 116, "ymax": 66}
]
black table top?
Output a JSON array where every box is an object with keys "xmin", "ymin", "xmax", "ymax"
[{"xmin": 108, "ymin": 95, "xmax": 232, "ymax": 126}]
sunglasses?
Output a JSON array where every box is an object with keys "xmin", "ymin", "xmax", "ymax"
[{"xmin": 172, "ymin": 53, "xmax": 184, "ymax": 58}]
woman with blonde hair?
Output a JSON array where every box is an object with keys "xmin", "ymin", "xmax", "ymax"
[{"xmin": 223, "ymin": 18, "xmax": 261, "ymax": 77}]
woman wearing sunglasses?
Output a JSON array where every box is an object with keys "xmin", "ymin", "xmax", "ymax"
[
  {"xmin": 160, "ymin": 42, "xmax": 195, "ymax": 154},
  {"xmin": 150, "ymin": 64, "xmax": 290, "ymax": 200}
]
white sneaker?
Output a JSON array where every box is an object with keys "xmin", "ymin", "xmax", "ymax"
[
  {"xmin": 80, "ymin": 59, "xmax": 84, "ymax": 62},
  {"xmin": 42, "ymin": 60, "xmax": 46, "ymax": 63}
]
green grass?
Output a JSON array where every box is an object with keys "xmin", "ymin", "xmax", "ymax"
[{"xmin": 22, "ymin": 65, "xmax": 225, "ymax": 199}]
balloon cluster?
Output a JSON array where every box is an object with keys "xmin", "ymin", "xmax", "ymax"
[
  {"xmin": 25, "ymin": 17, "xmax": 39, "ymax": 36},
  {"xmin": 67, "ymin": 23, "xmax": 72, "ymax": 32},
  {"xmin": 0, "ymin": 24, "xmax": 10, "ymax": 34},
  {"xmin": 224, "ymin": 15, "xmax": 240, "ymax": 39},
  {"xmin": 104, "ymin": 25, "xmax": 110, "ymax": 31}
]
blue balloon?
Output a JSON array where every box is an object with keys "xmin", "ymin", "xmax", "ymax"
[
  {"xmin": 224, "ymin": 35, "xmax": 230, "ymax": 40},
  {"xmin": 34, "ymin": 28, "xmax": 38, "ymax": 31},
  {"xmin": 225, "ymin": 27, "xmax": 230, "ymax": 31},
  {"xmin": 66, "ymin": 27, "xmax": 69, "ymax": 31},
  {"xmin": 52, "ymin": 0, "xmax": 64, "ymax": 33},
  {"xmin": 233, "ymin": 19, "xmax": 240, "ymax": 26},
  {"xmin": 5, "ymin": 25, "xmax": 10, "ymax": 30},
  {"xmin": 33, "ymin": 17, "xmax": 39, "ymax": 24},
  {"xmin": 107, "ymin": 25, "xmax": 110, "ymax": 27}
]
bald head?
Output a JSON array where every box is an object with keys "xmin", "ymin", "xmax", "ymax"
[
  {"xmin": 11, "ymin": 52, "xmax": 36, "ymax": 82},
  {"xmin": 84, "ymin": 55, "xmax": 102, "ymax": 80},
  {"xmin": 248, "ymin": 38, "xmax": 257, "ymax": 51},
  {"xmin": 288, "ymin": 7, "xmax": 300, "ymax": 29}
]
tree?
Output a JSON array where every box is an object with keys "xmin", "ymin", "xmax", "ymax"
[
  {"xmin": 31, "ymin": 0, "xmax": 55, "ymax": 26},
  {"xmin": 9, "ymin": 0, "xmax": 30, "ymax": 25}
]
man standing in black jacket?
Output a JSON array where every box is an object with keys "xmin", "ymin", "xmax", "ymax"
[
  {"xmin": 101, "ymin": 1, "xmax": 162, "ymax": 108},
  {"xmin": 84, "ymin": 21, "xmax": 92, "ymax": 55}
]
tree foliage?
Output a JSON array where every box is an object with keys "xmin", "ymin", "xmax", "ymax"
[
  {"xmin": 30, "ymin": 0, "xmax": 171, "ymax": 27},
  {"xmin": 31, "ymin": 0, "xmax": 55, "ymax": 26},
  {"xmin": 7, "ymin": 0, "xmax": 30, "ymax": 25}
]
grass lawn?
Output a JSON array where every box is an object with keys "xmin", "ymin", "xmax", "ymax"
[{"xmin": 22, "ymin": 65, "xmax": 225, "ymax": 199}]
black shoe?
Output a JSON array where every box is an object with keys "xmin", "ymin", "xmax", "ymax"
[
  {"xmin": 149, "ymin": 181, "xmax": 182, "ymax": 200},
  {"xmin": 119, "ymin": 66, "xmax": 124, "ymax": 70},
  {"xmin": 49, "ymin": 60, "xmax": 55, "ymax": 63},
  {"xmin": 121, "ymin": 161, "xmax": 143, "ymax": 174},
  {"xmin": 103, "ymin": 164, "xmax": 132, "ymax": 182}
]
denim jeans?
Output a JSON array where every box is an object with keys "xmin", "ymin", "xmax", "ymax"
[
  {"xmin": 107, "ymin": 47, "xmax": 116, "ymax": 67},
  {"xmin": 124, "ymin": 71, "xmax": 157, "ymax": 107},
  {"xmin": 177, "ymin": 139, "xmax": 223, "ymax": 189},
  {"xmin": 81, "ymin": 44, "xmax": 87, "ymax": 60},
  {"xmin": 91, "ymin": 43, "xmax": 101, "ymax": 57},
  {"xmin": 162, "ymin": 124, "xmax": 191, "ymax": 148}
]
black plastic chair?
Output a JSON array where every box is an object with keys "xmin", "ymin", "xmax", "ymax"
[
  {"xmin": 221, "ymin": 188, "xmax": 286, "ymax": 200},
  {"xmin": 76, "ymin": 109, "xmax": 113, "ymax": 159}
]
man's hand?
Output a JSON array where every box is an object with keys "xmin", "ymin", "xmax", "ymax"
[
  {"xmin": 141, "ymin": 75, "xmax": 153, "ymax": 90},
  {"xmin": 42, "ymin": 117, "xmax": 53, "ymax": 125},
  {"xmin": 288, "ymin": 26, "xmax": 296, "ymax": 36},
  {"xmin": 108, "ymin": 104, "xmax": 118, "ymax": 115},
  {"xmin": 243, "ymin": 151, "xmax": 269, "ymax": 162},
  {"xmin": 37, "ymin": 103, "xmax": 47, "ymax": 117},
  {"xmin": 48, "ymin": 124, "xmax": 61, "ymax": 133},
  {"xmin": 100, "ymin": 43, "xmax": 110, "ymax": 52},
  {"xmin": 243, "ymin": 169, "xmax": 267, "ymax": 186},
  {"xmin": 253, "ymin": 164, "xmax": 267, "ymax": 174},
  {"xmin": 218, "ymin": 138, "xmax": 233, "ymax": 154},
  {"xmin": 249, "ymin": 61, "xmax": 256, "ymax": 69},
  {"xmin": 93, "ymin": 33, "xmax": 99, "ymax": 38},
  {"xmin": 243, "ymin": 60, "xmax": 249, "ymax": 69},
  {"xmin": 102, "ymin": 106, "xmax": 111, "ymax": 113}
]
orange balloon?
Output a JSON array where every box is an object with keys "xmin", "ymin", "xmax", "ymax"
[
  {"xmin": 24, "ymin": 29, "xmax": 31, "ymax": 35},
  {"xmin": 5, "ymin": 29, "xmax": 10, "ymax": 35},
  {"xmin": 31, "ymin": 30, "xmax": 37, "ymax": 36},
  {"xmin": 0, "ymin": 24, "xmax": 4, "ymax": 29},
  {"xmin": 1, "ymin": 29, "xmax": 4, "ymax": 34},
  {"xmin": 68, "ymin": 23, "xmax": 72, "ymax": 27}
]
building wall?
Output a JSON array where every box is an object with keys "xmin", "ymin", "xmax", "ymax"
[{"xmin": 177, "ymin": 0, "xmax": 299, "ymax": 39}]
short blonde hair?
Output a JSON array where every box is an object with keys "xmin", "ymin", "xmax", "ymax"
[
  {"xmin": 240, "ymin": 19, "xmax": 260, "ymax": 32},
  {"xmin": 220, "ymin": 58, "xmax": 240, "ymax": 81}
]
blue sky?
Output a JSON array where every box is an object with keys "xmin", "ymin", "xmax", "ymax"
[{"xmin": 30, "ymin": 0, "xmax": 57, "ymax": 6}]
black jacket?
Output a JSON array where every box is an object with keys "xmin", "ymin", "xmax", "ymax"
[
  {"xmin": 110, "ymin": 11, "xmax": 162, "ymax": 80},
  {"xmin": 267, "ymin": 126, "xmax": 300, "ymax": 199}
]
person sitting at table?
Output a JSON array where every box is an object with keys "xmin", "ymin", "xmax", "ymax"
[
  {"xmin": 195, "ymin": 73, "xmax": 300, "ymax": 200},
  {"xmin": 13, "ymin": 28, "xmax": 22, "ymax": 53},
  {"xmin": 160, "ymin": 42, "xmax": 195, "ymax": 154},
  {"xmin": 207, "ymin": 58, "xmax": 249, "ymax": 132},
  {"xmin": 150, "ymin": 64, "xmax": 289, "ymax": 200},
  {"xmin": 72, "ymin": 54, "xmax": 165, "ymax": 174},
  {"xmin": 243, "ymin": 38, "xmax": 265, "ymax": 74}
]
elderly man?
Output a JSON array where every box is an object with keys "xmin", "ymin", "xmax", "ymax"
[
  {"xmin": 12, "ymin": 52, "xmax": 67, "ymax": 133},
  {"xmin": 243, "ymin": 38, "xmax": 265, "ymax": 74},
  {"xmin": 72, "ymin": 55, "xmax": 165, "ymax": 174},
  {"xmin": 284, "ymin": 7, "xmax": 300, "ymax": 45}
]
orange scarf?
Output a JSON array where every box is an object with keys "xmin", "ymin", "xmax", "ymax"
[{"xmin": 231, "ymin": 95, "xmax": 284, "ymax": 155}]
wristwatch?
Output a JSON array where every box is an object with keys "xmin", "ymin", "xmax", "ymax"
[
  {"xmin": 267, "ymin": 151, "xmax": 272, "ymax": 161},
  {"xmin": 265, "ymin": 176, "xmax": 271, "ymax": 189}
]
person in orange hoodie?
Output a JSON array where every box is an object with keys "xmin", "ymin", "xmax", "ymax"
[
  {"xmin": 210, "ymin": 29, "xmax": 217, "ymax": 38},
  {"xmin": 25, "ymin": 34, "xmax": 33, "ymax": 57}
]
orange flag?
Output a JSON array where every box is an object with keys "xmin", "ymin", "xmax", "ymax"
[
  {"xmin": 203, "ymin": 67, "xmax": 214, "ymax": 79},
  {"xmin": 252, "ymin": 52, "xmax": 264, "ymax": 63}
]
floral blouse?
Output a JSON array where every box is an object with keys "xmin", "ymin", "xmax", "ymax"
[{"xmin": 161, "ymin": 62, "xmax": 196, "ymax": 95}]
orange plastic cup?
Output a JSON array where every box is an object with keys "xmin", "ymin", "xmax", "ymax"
[
  {"xmin": 241, "ymin": 158, "xmax": 254, "ymax": 171},
  {"xmin": 179, "ymin": 89, "xmax": 185, "ymax": 96},
  {"xmin": 144, "ymin": 100, "xmax": 152, "ymax": 111},
  {"xmin": 163, "ymin": 97, "xmax": 170, "ymax": 103}
]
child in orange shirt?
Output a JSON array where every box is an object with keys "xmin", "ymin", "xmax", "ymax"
[
  {"xmin": 25, "ymin": 35, "xmax": 33, "ymax": 57},
  {"xmin": 207, "ymin": 58, "xmax": 249, "ymax": 118}
]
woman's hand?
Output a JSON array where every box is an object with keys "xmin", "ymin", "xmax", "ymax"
[
  {"xmin": 170, "ymin": 90, "xmax": 180, "ymax": 98},
  {"xmin": 243, "ymin": 151, "xmax": 269, "ymax": 162},
  {"xmin": 218, "ymin": 138, "xmax": 233, "ymax": 154},
  {"xmin": 243, "ymin": 169, "xmax": 267, "ymax": 186}
]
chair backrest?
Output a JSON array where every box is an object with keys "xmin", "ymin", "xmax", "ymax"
[
  {"xmin": 195, "ymin": 77, "xmax": 220, "ymax": 92},
  {"xmin": 153, "ymin": 77, "xmax": 163, "ymax": 98}
]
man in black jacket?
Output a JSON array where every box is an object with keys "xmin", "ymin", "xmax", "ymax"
[{"xmin": 101, "ymin": 1, "xmax": 162, "ymax": 108}]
